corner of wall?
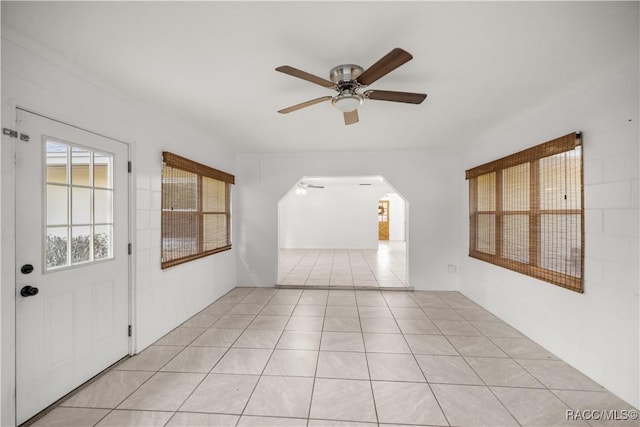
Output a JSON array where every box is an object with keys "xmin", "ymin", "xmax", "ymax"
[{"xmin": 460, "ymin": 64, "xmax": 639, "ymax": 408}]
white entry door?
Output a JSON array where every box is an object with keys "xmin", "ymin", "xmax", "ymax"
[{"xmin": 15, "ymin": 109, "xmax": 130, "ymax": 424}]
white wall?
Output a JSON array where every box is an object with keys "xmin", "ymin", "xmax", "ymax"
[
  {"xmin": 1, "ymin": 34, "xmax": 238, "ymax": 425},
  {"xmin": 279, "ymin": 182, "xmax": 395, "ymax": 250},
  {"xmin": 380, "ymin": 192, "xmax": 406, "ymax": 241},
  {"xmin": 461, "ymin": 65, "xmax": 639, "ymax": 408},
  {"xmin": 236, "ymin": 151, "xmax": 465, "ymax": 289}
]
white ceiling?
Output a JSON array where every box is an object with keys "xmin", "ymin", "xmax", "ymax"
[{"xmin": 2, "ymin": 2, "xmax": 638, "ymax": 153}]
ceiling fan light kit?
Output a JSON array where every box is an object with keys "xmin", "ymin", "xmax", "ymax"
[
  {"xmin": 332, "ymin": 93, "xmax": 363, "ymax": 113},
  {"xmin": 276, "ymin": 48, "xmax": 427, "ymax": 125}
]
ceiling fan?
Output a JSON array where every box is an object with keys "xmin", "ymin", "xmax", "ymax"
[
  {"xmin": 295, "ymin": 181, "xmax": 324, "ymax": 195},
  {"xmin": 276, "ymin": 48, "xmax": 427, "ymax": 125}
]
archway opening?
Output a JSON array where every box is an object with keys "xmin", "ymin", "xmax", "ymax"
[{"xmin": 277, "ymin": 175, "xmax": 409, "ymax": 289}]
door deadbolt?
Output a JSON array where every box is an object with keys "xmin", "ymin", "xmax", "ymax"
[{"xmin": 21, "ymin": 264, "xmax": 34, "ymax": 274}]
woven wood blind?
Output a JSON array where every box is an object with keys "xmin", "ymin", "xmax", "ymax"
[
  {"xmin": 466, "ymin": 132, "xmax": 584, "ymax": 292},
  {"xmin": 161, "ymin": 152, "xmax": 233, "ymax": 269}
]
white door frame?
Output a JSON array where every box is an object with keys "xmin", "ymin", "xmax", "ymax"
[{"xmin": 2, "ymin": 104, "xmax": 137, "ymax": 426}]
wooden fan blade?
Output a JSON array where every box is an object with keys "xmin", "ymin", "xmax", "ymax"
[
  {"xmin": 357, "ymin": 48, "xmax": 413, "ymax": 86},
  {"xmin": 365, "ymin": 90, "xmax": 427, "ymax": 104},
  {"xmin": 276, "ymin": 65, "xmax": 335, "ymax": 88},
  {"xmin": 344, "ymin": 110, "xmax": 359, "ymax": 125},
  {"xmin": 278, "ymin": 96, "xmax": 332, "ymax": 114}
]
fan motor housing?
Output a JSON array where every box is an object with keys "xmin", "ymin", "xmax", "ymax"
[{"xmin": 329, "ymin": 64, "xmax": 364, "ymax": 85}]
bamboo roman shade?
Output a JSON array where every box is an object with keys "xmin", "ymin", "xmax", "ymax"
[
  {"xmin": 161, "ymin": 152, "xmax": 234, "ymax": 269},
  {"xmin": 466, "ymin": 132, "xmax": 584, "ymax": 292}
]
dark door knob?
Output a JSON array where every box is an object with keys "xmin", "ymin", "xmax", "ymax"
[
  {"xmin": 20, "ymin": 286, "xmax": 39, "ymax": 297},
  {"xmin": 21, "ymin": 264, "xmax": 34, "ymax": 274}
]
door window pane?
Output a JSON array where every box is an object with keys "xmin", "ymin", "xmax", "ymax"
[
  {"xmin": 71, "ymin": 226, "xmax": 91, "ymax": 263},
  {"xmin": 72, "ymin": 187, "xmax": 91, "ymax": 224},
  {"xmin": 47, "ymin": 185, "xmax": 68, "ymax": 226},
  {"xmin": 46, "ymin": 227, "xmax": 68, "ymax": 268},
  {"xmin": 94, "ymin": 153, "xmax": 113, "ymax": 189},
  {"xmin": 46, "ymin": 141, "xmax": 68, "ymax": 184},
  {"xmin": 94, "ymin": 225, "xmax": 112, "ymax": 260},
  {"xmin": 94, "ymin": 189, "xmax": 113, "ymax": 223},
  {"xmin": 71, "ymin": 147, "xmax": 91, "ymax": 186}
]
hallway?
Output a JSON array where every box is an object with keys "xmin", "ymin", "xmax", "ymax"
[
  {"xmin": 30, "ymin": 287, "xmax": 636, "ymax": 427},
  {"xmin": 278, "ymin": 242, "xmax": 407, "ymax": 289}
]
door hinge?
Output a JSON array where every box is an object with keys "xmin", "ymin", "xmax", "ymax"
[
  {"xmin": 128, "ymin": 325, "xmax": 132, "ymax": 337},
  {"xmin": 3, "ymin": 128, "xmax": 29, "ymax": 141},
  {"xmin": 128, "ymin": 243, "xmax": 132, "ymax": 255},
  {"xmin": 128, "ymin": 161, "xmax": 132, "ymax": 173}
]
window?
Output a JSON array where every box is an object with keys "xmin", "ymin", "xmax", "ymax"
[
  {"xmin": 161, "ymin": 152, "xmax": 234, "ymax": 269},
  {"xmin": 45, "ymin": 140, "xmax": 114, "ymax": 269},
  {"xmin": 465, "ymin": 132, "xmax": 584, "ymax": 292}
]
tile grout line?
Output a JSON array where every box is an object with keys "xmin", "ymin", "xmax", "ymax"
[
  {"xmin": 280, "ymin": 249, "xmax": 311, "ymax": 286},
  {"xmin": 101, "ymin": 306, "xmax": 241, "ymax": 424},
  {"xmin": 280, "ymin": 244, "xmax": 412, "ymax": 290},
  {"xmin": 190, "ymin": 293, "xmax": 271, "ymax": 426},
  {"xmin": 94, "ymin": 309, "xmax": 232, "ymax": 426},
  {"xmin": 356, "ymin": 292, "xmax": 381, "ymax": 425},
  {"xmin": 309, "ymin": 249, "xmax": 322, "ymax": 287},
  {"xmin": 385, "ymin": 291, "xmax": 452, "ymax": 427},
  {"xmin": 164, "ymin": 288, "xmax": 275, "ymax": 425},
  {"xmin": 234, "ymin": 289, "xmax": 301, "ymax": 424},
  {"xmin": 39, "ymin": 287, "xmax": 624, "ymax": 427},
  {"xmin": 346, "ymin": 249, "xmax": 355, "ymax": 288},
  {"xmin": 361, "ymin": 247, "xmax": 382, "ymax": 289},
  {"xmin": 306, "ymin": 290, "xmax": 330, "ymax": 423},
  {"xmin": 51, "ymin": 289, "xmax": 257, "ymax": 426},
  {"xmin": 423, "ymin": 294, "xmax": 537, "ymax": 427}
]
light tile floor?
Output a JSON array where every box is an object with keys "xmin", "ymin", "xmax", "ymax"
[
  {"xmin": 32, "ymin": 288, "xmax": 638, "ymax": 427},
  {"xmin": 278, "ymin": 242, "xmax": 407, "ymax": 288}
]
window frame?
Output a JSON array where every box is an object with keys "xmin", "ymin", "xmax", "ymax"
[
  {"xmin": 465, "ymin": 132, "xmax": 584, "ymax": 292},
  {"xmin": 161, "ymin": 151, "xmax": 234, "ymax": 269},
  {"xmin": 44, "ymin": 138, "xmax": 116, "ymax": 271}
]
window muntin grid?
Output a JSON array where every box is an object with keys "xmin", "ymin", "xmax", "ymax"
[{"xmin": 45, "ymin": 139, "xmax": 114, "ymax": 270}]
